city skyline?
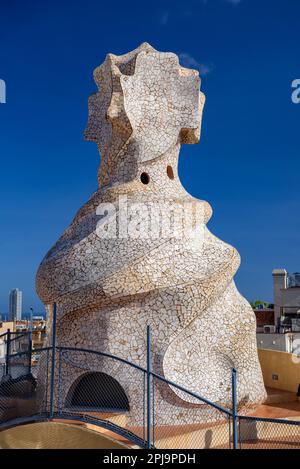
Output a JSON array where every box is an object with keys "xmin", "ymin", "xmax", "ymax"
[
  {"xmin": 8, "ymin": 288, "xmax": 22, "ymax": 322},
  {"xmin": 0, "ymin": 0, "xmax": 299, "ymax": 312},
  {"xmin": 0, "ymin": 288, "xmax": 45, "ymax": 319}
]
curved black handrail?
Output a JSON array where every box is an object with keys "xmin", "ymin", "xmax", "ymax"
[
  {"xmin": 58, "ymin": 346, "xmax": 231, "ymax": 415},
  {"xmin": 0, "ymin": 331, "xmax": 31, "ymax": 341},
  {"xmin": 57, "ymin": 346, "xmax": 147, "ymax": 374},
  {"xmin": 0, "ymin": 413, "xmax": 150, "ymax": 448},
  {"xmin": 5, "ymin": 344, "xmax": 231, "ymax": 415},
  {"xmin": 238, "ymin": 415, "xmax": 300, "ymax": 426},
  {"xmin": 59, "ymin": 346, "xmax": 231, "ymax": 415},
  {"xmin": 52, "ymin": 412, "xmax": 150, "ymax": 448},
  {"xmin": 151, "ymin": 371, "xmax": 231, "ymax": 416}
]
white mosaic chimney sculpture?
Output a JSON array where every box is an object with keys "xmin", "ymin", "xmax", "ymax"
[{"xmin": 36, "ymin": 43, "xmax": 266, "ymax": 423}]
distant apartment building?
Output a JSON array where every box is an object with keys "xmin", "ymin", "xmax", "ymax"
[
  {"xmin": 0, "ymin": 321, "xmax": 15, "ymax": 366},
  {"xmin": 8, "ymin": 288, "xmax": 22, "ymax": 321},
  {"xmin": 15, "ymin": 319, "xmax": 47, "ymax": 350},
  {"xmin": 273, "ymin": 269, "xmax": 300, "ymax": 328},
  {"xmin": 257, "ymin": 331, "xmax": 300, "ymax": 353},
  {"xmin": 255, "ymin": 269, "xmax": 300, "ymax": 353}
]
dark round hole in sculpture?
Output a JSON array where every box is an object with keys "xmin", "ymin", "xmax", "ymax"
[
  {"xmin": 167, "ymin": 165, "xmax": 174, "ymax": 180},
  {"xmin": 66, "ymin": 372, "xmax": 130, "ymax": 412},
  {"xmin": 140, "ymin": 172, "xmax": 150, "ymax": 185}
]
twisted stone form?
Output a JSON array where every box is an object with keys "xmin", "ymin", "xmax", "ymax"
[{"xmin": 36, "ymin": 43, "xmax": 266, "ymax": 424}]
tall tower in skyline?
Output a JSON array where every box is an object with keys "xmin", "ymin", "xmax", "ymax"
[{"xmin": 9, "ymin": 288, "xmax": 22, "ymax": 321}]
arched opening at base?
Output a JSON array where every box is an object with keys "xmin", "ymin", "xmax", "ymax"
[{"xmin": 66, "ymin": 372, "xmax": 130, "ymax": 412}]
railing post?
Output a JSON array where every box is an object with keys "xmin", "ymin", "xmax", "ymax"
[
  {"xmin": 49, "ymin": 303, "xmax": 57, "ymax": 419},
  {"xmin": 58, "ymin": 348, "xmax": 62, "ymax": 415},
  {"xmin": 231, "ymin": 368, "xmax": 238, "ymax": 449},
  {"xmin": 146, "ymin": 325, "xmax": 152, "ymax": 449},
  {"xmin": 28, "ymin": 332, "xmax": 33, "ymax": 375},
  {"xmin": 28, "ymin": 307, "xmax": 33, "ymax": 374},
  {"xmin": 5, "ymin": 329, "xmax": 11, "ymax": 376}
]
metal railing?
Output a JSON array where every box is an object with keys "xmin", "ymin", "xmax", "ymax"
[
  {"xmin": 237, "ymin": 416, "xmax": 300, "ymax": 449},
  {"xmin": 0, "ymin": 305, "xmax": 300, "ymax": 449}
]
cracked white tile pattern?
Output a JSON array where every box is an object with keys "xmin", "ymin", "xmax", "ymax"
[{"xmin": 36, "ymin": 43, "xmax": 266, "ymax": 424}]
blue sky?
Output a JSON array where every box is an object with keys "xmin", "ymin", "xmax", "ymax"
[{"xmin": 0, "ymin": 0, "xmax": 299, "ymax": 314}]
